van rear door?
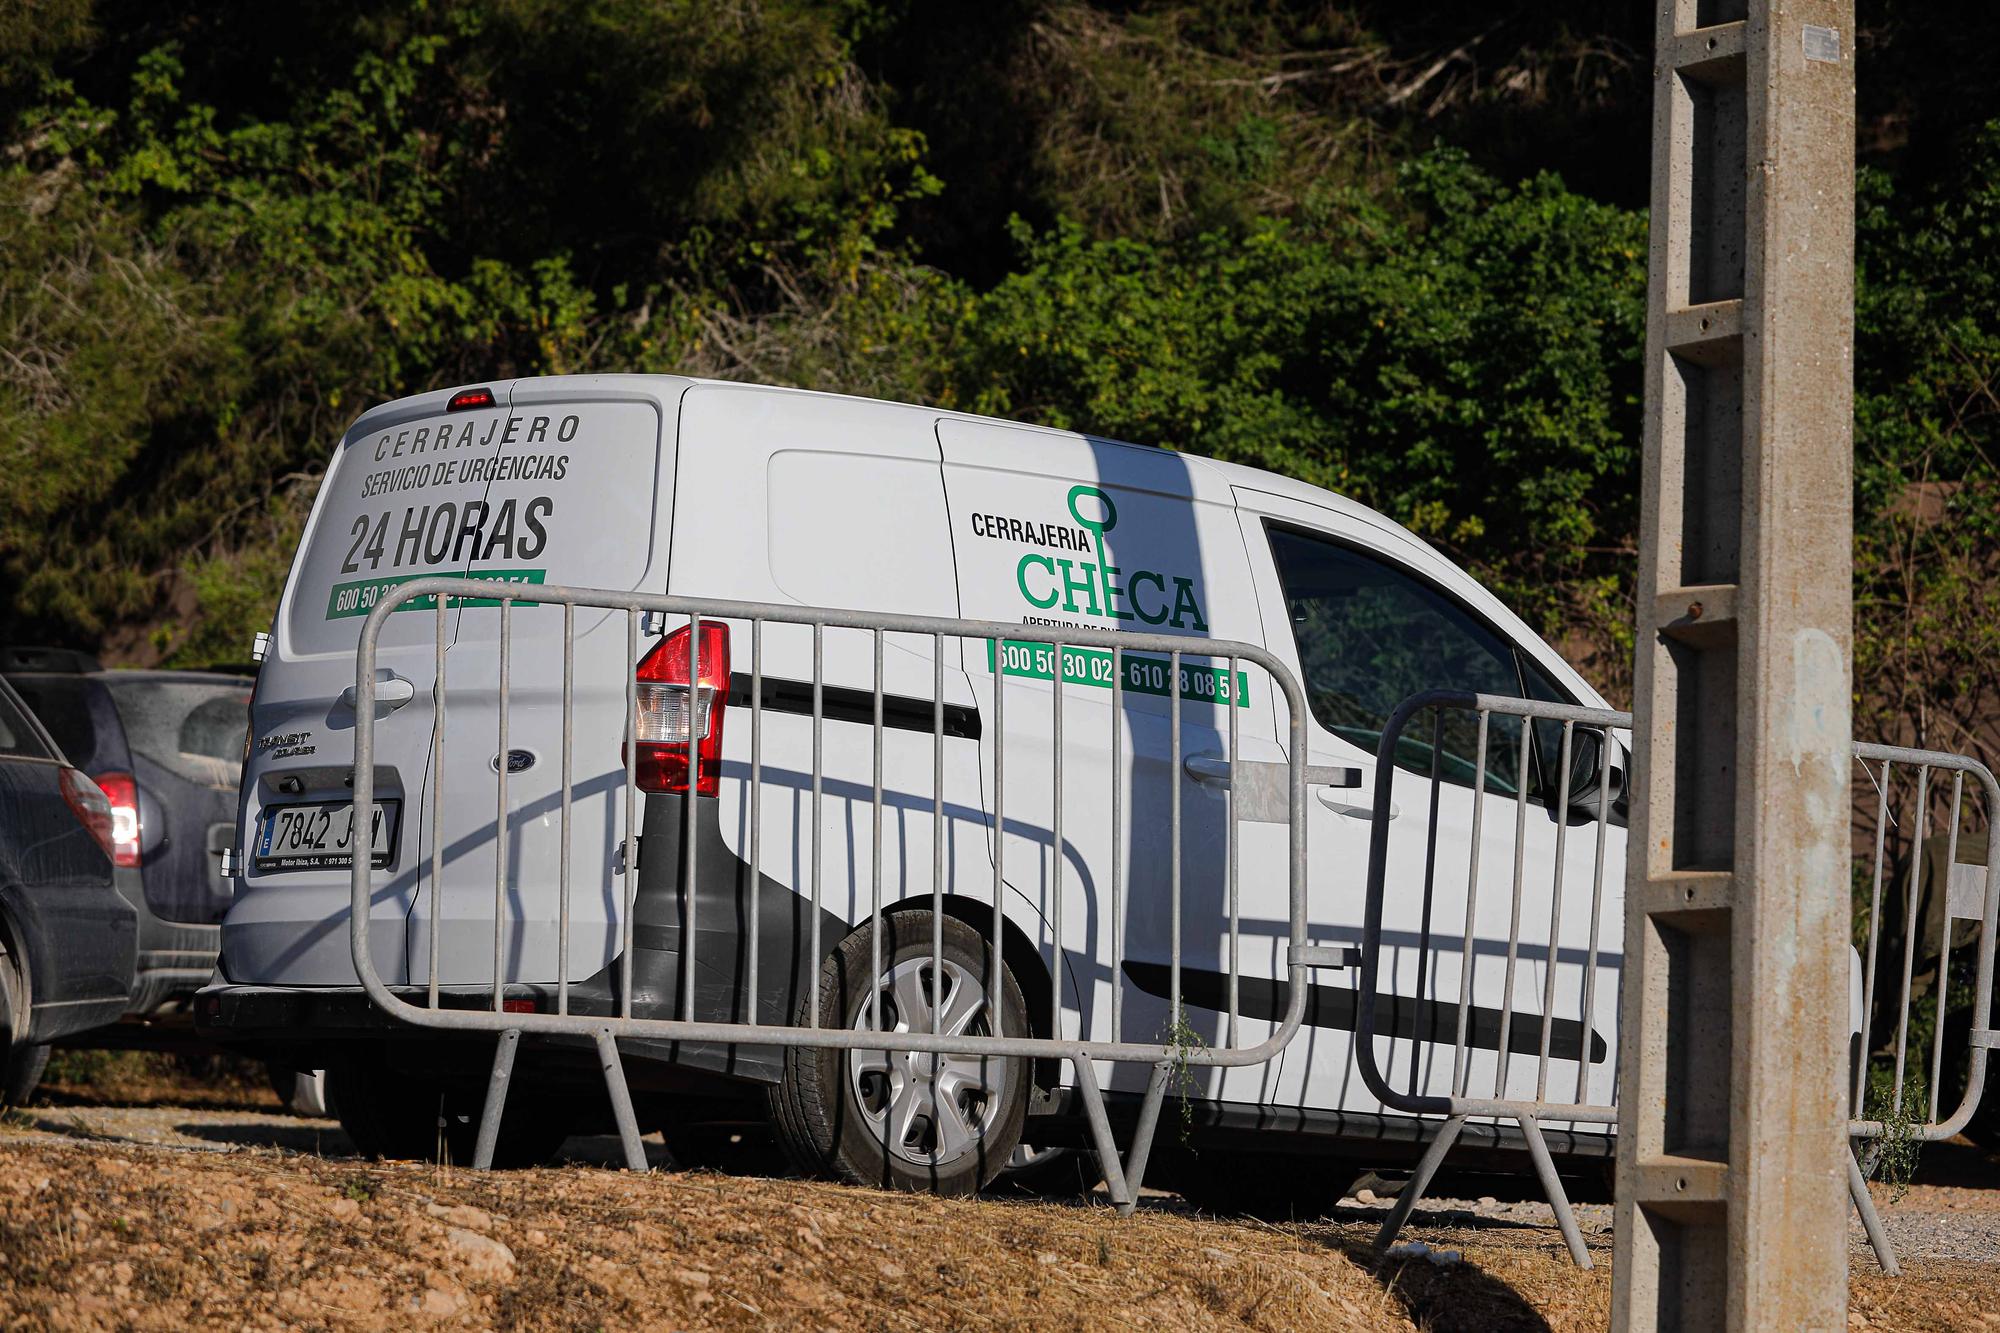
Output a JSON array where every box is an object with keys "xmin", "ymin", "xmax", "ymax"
[
  {"xmin": 225, "ymin": 385, "xmax": 520, "ymax": 986},
  {"xmin": 411, "ymin": 377, "xmax": 676, "ymax": 991}
]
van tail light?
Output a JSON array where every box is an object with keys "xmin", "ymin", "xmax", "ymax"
[
  {"xmin": 93, "ymin": 771, "xmax": 142, "ymax": 868},
  {"xmin": 60, "ymin": 767, "xmax": 117, "ymax": 864},
  {"xmin": 628, "ymin": 621, "xmax": 729, "ymax": 796}
]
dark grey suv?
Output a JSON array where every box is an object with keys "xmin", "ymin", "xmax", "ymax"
[
  {"xmin": 2, "ymin": 649, "xmax": 251, "ymax": 1026},
  {"xmin": 0, "ymin": 673, "xmax": 135, "ymax": 1101}
]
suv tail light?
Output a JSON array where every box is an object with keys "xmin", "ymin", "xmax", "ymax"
[
  {"xmin": 60, "ymin": 767, "xmax": 117, "ymax": 864},
  {"xmin": 629, "ymin": 621, "xmax": 729, "ymax": 796},
  {"xmin": 93, "ymin": 770, "xmax": 142, "ymax": 868}
]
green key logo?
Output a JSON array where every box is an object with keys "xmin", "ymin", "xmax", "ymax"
[{"xmin": 1013, "ymin": 485, "xmax": 1208, "ymax": 631}]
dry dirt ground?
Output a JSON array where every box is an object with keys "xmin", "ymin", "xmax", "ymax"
[{"xmin": 1, "ymin": 1099, "xmax": 1998, "ymax": 1330}]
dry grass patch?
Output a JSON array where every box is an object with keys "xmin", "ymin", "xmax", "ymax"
[{"xmin": 0, "ymin": 1136, "xmax": 1995, "ymax": 1330}]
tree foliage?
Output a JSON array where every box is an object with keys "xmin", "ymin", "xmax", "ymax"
[{"xmin": 0, "ymin": 1, "xmax": 1995, "ymax": 762}]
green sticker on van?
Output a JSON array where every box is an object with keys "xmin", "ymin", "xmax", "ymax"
[
  {"xmin": 987, "ymin": 638, "xmax": 1249, "ymax": 706},
  {"xmin": 325, "ymin": 569, "xmax": 546, "ymax": 619}
]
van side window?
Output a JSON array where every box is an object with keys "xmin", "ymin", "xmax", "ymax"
[{"xmin": 1266, "ymin": 526, "xmax": 1530, "ymax": 793}]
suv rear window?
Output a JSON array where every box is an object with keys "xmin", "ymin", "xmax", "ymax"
[
  {"xmin": 3, "ymin": 675, "xmax": 98, "ymax": 765},
  {"xmin": 102, "ymin": 678, "xmax": 253, "ymax": 788},
  {"xmin": 0, "ymin": 684, "xmax": 48, "ymax": 759}
]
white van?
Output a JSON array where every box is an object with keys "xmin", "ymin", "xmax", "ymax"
[{"xmin": 200, "ymin": 375, "xmax": 1633, "ymax": 1198}]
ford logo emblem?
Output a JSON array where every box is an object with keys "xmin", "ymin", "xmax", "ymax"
[{"xmin": 491, "ymin": 749, "xmax": 537, "ymax": 774}]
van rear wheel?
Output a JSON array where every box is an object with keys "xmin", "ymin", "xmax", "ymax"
[{"xmin": 769, "ymin": 911, "xmax": 1029, "ymax": 1195}]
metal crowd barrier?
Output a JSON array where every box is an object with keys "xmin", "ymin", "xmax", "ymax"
[
  {"xmin": 1355, "ymin": 690, "xmax": 2000, "ymax": 1276},
  {"xmin": 1352, "ymin": 690, "xmax": 1627, "ymax": 1269},
  {"xmin": 349, "ymin": 577, "xmax": 1355, "ymax": 1212}
]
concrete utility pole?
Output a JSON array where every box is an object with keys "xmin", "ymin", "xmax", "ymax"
[{"xmin": 1614, "ymin": 1, "xmax": 1854, "ymax": 1329}]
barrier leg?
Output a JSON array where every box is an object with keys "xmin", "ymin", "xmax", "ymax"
[
  {"xmin": 1072, "ymin": 1057, "xmax": 1135, "ymax": 1214},
  {"xmin": 1119, "ymin": 1061, "xmax": 1173, "ymax": 1204},
  {"xmin": 1848, "ymin": 1144, "xmax": 1901, "ymax": 1276},
  {"xmin": 1375, "ymin": 1114, "xmax": 1464, "ymax": 1252},
  {"xmin": 471, "ymin": 1029, "xmax": 521, "ymax": 1171},
  {"xmin": 1517, "ymin": 1113, "xmax": 1592, "ymax": 1269},
  {"xmin": 595, "ymin": 1028, "xmax": 649, "ymax": 1172}
]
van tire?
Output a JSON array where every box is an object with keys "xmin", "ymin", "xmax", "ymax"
[
  {"xmin": 769, "ymin": 911, "xmax": 1029, "ymax": 1196},
  {"xmin": 327, "ymin": 1050, "xmax": 570, "ymax": 1168}
]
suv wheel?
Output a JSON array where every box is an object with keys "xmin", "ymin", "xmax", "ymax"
[
  {"xmin": 327, "ymin": 1047, "xmax": 571, "ymax": 1167},
  {"xmin": 770, "ymin": 911, "xmax": 1029, "ymax": 1195},
  {"xmin": 0, "ymin": 943, "xmax": 46, "ymax": 1109}
]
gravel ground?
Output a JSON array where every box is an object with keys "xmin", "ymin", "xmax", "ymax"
[
  {"xmin": 4, "ymin": 1100, "xmax": 1999, "ymax": 1329},
  {"xmin": 13, "ymin": 1103, "xmax": 1997, "ymax": 1267}
]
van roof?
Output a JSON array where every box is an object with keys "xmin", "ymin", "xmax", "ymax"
[
  {"xmin": 362, "ymin": 372, "xmax": 1382, "ymax": 513},
  {"xmin": 348, "ymin": 371, "xmax": 1438, "ymax": 566}
]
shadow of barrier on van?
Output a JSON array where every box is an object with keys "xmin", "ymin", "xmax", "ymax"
[
  {"xmin": 1348, "ymin": 689, "xmax": 2000, "ymax": 1277},
  {"xmin": 343, "ymin": 577, "xmax": 1360, "ymax": 1215}
]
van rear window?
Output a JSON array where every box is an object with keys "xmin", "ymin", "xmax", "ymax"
[{"xmin": 287, "ymin": 400, "xmax": 661, "ymax": 654}]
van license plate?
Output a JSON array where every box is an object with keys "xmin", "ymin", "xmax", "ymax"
[{"xmin": 255, "ymin": 801, "xmax": 398, "ymax": 870}]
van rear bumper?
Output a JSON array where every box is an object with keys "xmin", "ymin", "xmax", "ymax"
[
  {"xmin": 195, "ymin": 983, "xmax": 417, "ymax": 1037},
  {"xmin": 199, "ymin": 793, "xmax": 848, "ymax": 1086}
]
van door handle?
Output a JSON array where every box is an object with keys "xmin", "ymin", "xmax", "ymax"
[
  {"xmin": 1183, "ymin": 754, "xmax": 1362, "ymax": 788},
  {"xmin": 1317, "ymin": 787, "xmax": 1399, "ymax": 821},
  {"xmin": 1183, "ymin": 755, "xmax": 1233, "ymax": 787},
  {"xmin": 339, "ymin": 672, "xmax": 416, "ymax": 712}
]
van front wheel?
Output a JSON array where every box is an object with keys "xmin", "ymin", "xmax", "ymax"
[{"xmin": 770, "ymin": 911, "xmax": 1029, "ymax": 1195}]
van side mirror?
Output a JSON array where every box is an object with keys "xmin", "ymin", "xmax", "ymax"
[{"xmin": 1551, "ymin": 730, "xmax": 1627, "ymax": 825}]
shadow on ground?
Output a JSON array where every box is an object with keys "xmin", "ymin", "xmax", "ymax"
[{"xmin": 1318, "ymin": 1231, "xmax": 1559, "ymax": 1333}]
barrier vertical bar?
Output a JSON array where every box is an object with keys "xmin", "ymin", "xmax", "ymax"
[
  {"xmin": 1454, "ymin": 710, "xmax": 1491, "ymax": 1095},
  {"xmin": 871, "ymin": 627, "xmax": 884, "ymax": 1034},
  {"xmin": 810, "ymin": 623, "xmax": 823, "ymax": 1029},
  {"xmin": 682, "ymin": 612, "xmax": 701, "ymax": 1022},
  {"xmin": 933, "ymin": 633, "xmax": 945, "ymax": 1039},
  {"xmin": 1493, "ymin": 714, "xmax": 1532, "ymax": 1097},
  {"xmin": 1537, "ymin": 720, "xmax": 1575, "ymax": 1098},
  {"xmin": 1411, "ymin": 708, "xmax": 1444, "ymax": 1098},
  {"xmin": 1893, "ymin": 764, "xmax": 1931, "ymax": 1112},
  {"xmin": 622, "ymin": 609, "xmax": 638, "ymax": 1020},
  {"xmin": 1227, "ymin": 653, "xmax": 1239, "ymax": 1046},
  {"xmin": 1052, "ymin": 640, "xmax": 1065, "ymax": 1035},
  {"xmin": 992, "ymin": 650, "xmax": 1006, "ymax": 1042},
  {"xmin": 1855, "ymin": 758, "xmax": 1893, "ymax": 1111},
  {"xmin": 747, "ymin": 619, "xmax": 762, "ymax": 1025},
  {"xmin": 1930, "ymin": 771, "xmax": 1966, "ymax": 1121},
  {"xmin": 1577, "ymin": 728, "xmax": 1610, "ymax": 1104},
  {"xmin": 1110, "ymin": 645, "xmax": 1123, "ymax": 1044},
  {"xmin": 494, "ymin": 596, "xmax": 511, "ymax": 1013},
  {"xmin": 558, "ymin": 601, "xmax": 573, "ymax": 1016},
  {"xmin": 429, "ymin": 596, "xmax": 447, "ymax": 1010},
  {"xmin": 1169, "ymin": 649, "xmax": 1182, "ymax": 1026}
]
